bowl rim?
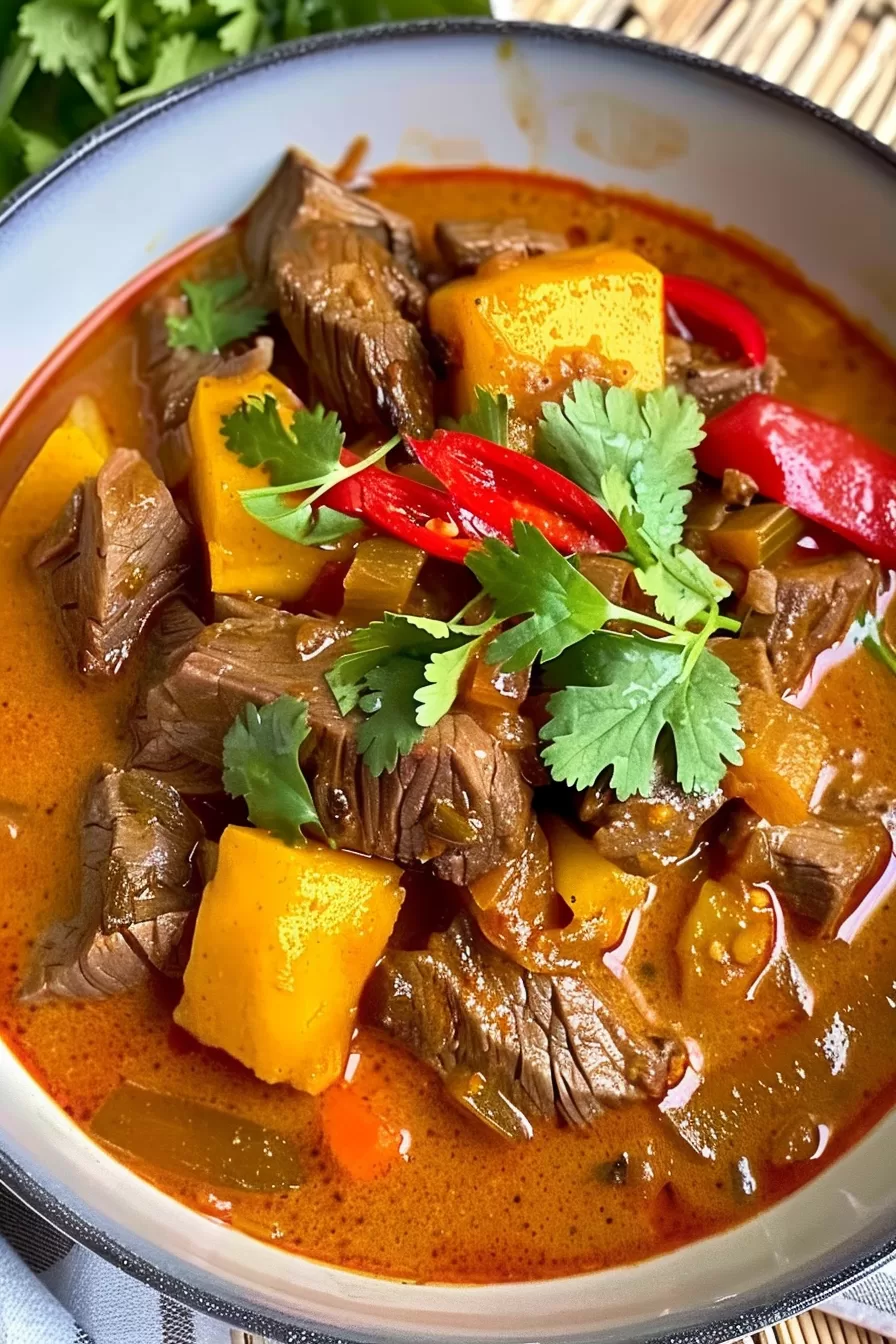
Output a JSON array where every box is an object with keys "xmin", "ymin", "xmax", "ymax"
[{"xmin": 2, "ymin": 16, "xmax": 896, "ymax": 1342}]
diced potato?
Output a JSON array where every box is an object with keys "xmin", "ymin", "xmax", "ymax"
[
  {"xmin": 175, "ymin": 826, "xmax": 403, "ymax": 1094},
  {"xmin": 188, "ymin": 371, "xmax": 333, "ymax": 601},
  {"xmin": 724, "ymin": 686, "xmax": 828, "ymax": 826},
  {"xmin": 677, "ymin": 878, "xmax": 774, "ymax": 1001},
  {"xmin": 340, "ymin": 536, "xmax": 426, "ymax": 625},
  {"xmin": 708, "ymin": 503, "xmax": 802, "ymax": 569},
  {"xmin": 543, "ymin": 816, "xmax": 650, "ymax": 950},
  {"xmin": 429, "ymin": 246, "xmax": 665, "ymax": 419},
  {"xmin": 5, "ymin": 396, "xmax": 111, "ymax": 542}
]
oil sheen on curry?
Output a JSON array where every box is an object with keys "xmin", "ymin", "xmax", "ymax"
[{"xmin": 1, "ymin": 151, "xmax": 896, "ymax": 1284}]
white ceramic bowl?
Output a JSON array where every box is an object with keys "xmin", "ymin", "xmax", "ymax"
[{"xmin": 2, "ymin": 21, "xmax": 896, "ymax": 1343}]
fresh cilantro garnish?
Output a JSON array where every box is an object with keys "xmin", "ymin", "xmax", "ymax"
[
  {"xmin": 3, "ymin": 0, "xmax": 489, "ymax": 195},
  {"xmin": 325, "ymin": 610, "xmax": 497, "ymax": 776},
  {"xmin": 222, "ymin": 696, "xmax": 323, "ymax": 846},
  {"xmin": 223, "ymin": 400, "xmax": 343, "ymax": 487},
  {"xmin": 165, "ymin": 276, "xmax": 268, "ymax": 356},
  {"xmin": 466, "ymin": 520, "xmax": 677, "ymax": 674},
  {"xmin": 541, "ymin": 630, "xmax": 742, "ymax": 799},
  {"xmin": 356, "ymin": 657, "xmax": 428, "ymax": 776},
  {"xmin": 443, "ymin": 386, "xmax": 511, "ymax": 445},
  {"xmin": 465, "ymin": 523, "xmax": 741, "ymax": 796},
  {"xmin": 536, "ymin": 382, "xmax": 730, "ymax": 624},
  {"xmin": 221, "ymin": 396, "xmax": 396, "ymax": 547},
  {"xmin": 857, "ymin": 609, "xmax": 896, "ymax": 677}
]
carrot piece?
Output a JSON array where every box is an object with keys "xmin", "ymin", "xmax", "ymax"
[{"xmin": 320, "ymin": 1083, "xmax": 403, "ymax": 1182}]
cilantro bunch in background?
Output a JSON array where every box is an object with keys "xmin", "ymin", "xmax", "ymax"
[{"xmin": 0, "ymin": 0, "xmax": 490, "ymax": 200}]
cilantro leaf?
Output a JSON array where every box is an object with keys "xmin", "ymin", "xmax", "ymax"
[
  {"xmin": 210, "ymin": 0, "xmax": 266, "ymax": 55},
  {"xmin": 535, "ymin": 381, "xmax": 727, "ymax": 625},
  {"xmin": 357, "ymin": 657, "xmax": 427, "ymax": 776},
  {"xmin": 541, "ymin": 634, "xmax": 741, "ymax": 799},
  {"xmin": 99, "ymin": 0, "xmax": 143, "ymax": 83},
  {"xmin": 241, "ymin": 492, "xmax": 362, "ymax": 546},
  {"xmin": 116, "ymin": 32, "xmax": 199, "ymax": 106},
  {"xmin": 415, "ymin": 634, "xmax": 487, "ymax": 727},
  {"xmin": 222, "ymin": 696, "xmax": 322, "ymax": 845},
  {"xmin": 19, "ymin": 0, "xmax": 116, "ymax": 114},
  {"xmin": 466, "ymin": 521, "xmax": 616, "ymax": 673},
  {"xmin": 443, "ymin": 386, "xmax": 511, "ymax": 446},
  {"xmin": 165, "ymin": 275, "xmax": 268, "ymax": 356},
  {"xmin": 325, "ymin": 613, "xmax": 439, "ymax": 713}
]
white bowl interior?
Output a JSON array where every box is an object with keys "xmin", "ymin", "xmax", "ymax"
[{"xmin": 1, "ymin": 25, "xmax": 896, "ymax": 1343}]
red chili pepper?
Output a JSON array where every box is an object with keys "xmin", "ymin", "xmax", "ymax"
[
  {"xmin": 321, "ymin": 460, "xmax": 487, "ymax": 563},
  {"xmin": 407, "ymin": 430, "xmax": 624, "ymax": 556},
  {"xmin": 697, "ymin": 394, "xmax": 896, "ymax": 567},
  {"xmin": 665, "ymin": 274, "xmax": 767, "ymax": 367}
]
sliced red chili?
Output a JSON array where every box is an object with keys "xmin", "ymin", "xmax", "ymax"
[
  {"xmin": 407, "ymin": 430, "xmax": 624, "ymax": 555},
  {"xmin": 321, "ymin": 462, "xmax": 487, "ymax": 563},
  {"xmin": 697, "ymin": 394, "xmax": 896, "ymax": 567},
  {"xmin": 665, "ymin": 274, "xmax": 767, "ymax": 367}
]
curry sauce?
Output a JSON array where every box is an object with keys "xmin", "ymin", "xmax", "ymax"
[{"xmin": 1, "ymin": 166, "xmax": 895, "ymax": 1283}]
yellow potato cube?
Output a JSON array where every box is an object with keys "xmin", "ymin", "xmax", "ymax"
[
  {"xmin": 175, "ymin": 827, "xmax": 403, "ymax": 1094},
  {"xmin": 188, "ymin": 371, "xmax": 333, "ymax": 601},
  {"xmin": 544, "ymin": 816, "xmax": 649, "ymax": 950},
  {"xmin": 4, "ymin": 396, "xmax": 111, "ymax": 544},
  {"xmin": 428, "ymin": 246, "xmax": 665, "ymax": 420}
]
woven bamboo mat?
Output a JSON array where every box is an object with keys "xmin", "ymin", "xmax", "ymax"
[
  {"xmin": 228, "ymin": 1309, "xmax": 894, "ymax": 1343},
  {"xmin": 511, "ymin": 0, "xmax": 896, "ymax": 143}
]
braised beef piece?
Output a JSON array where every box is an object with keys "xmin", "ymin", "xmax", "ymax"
[
  {"xmin": 135, "ymin": 610, "xmax": 531, "ymax": 883},
  {"xmin": 22, "ymin": 768, "xmax": 204, "ymax": 1002},
  {"xmin": 741, "ymin": 552, "xmax": 878, "ymax": 693},
  {"xmin": 31, "ymin": 448, "xmax": 191, "ymax": 678},
  {"xmin": 272, "ymin": 222, "xmax": 433, "ymax": 436},
  {"xmin": 580, "ymin": 767, "xmax": 724, "ymax": 877},
  {"xmin": 665, "ymin": 337, "xmax": 782, "ymax": 418},
  {"xmin": 244, "ymin": 147, "xmax": 419, "ymax": 284},
  {"xmin": 130, "ymin": 600, "xmax": 220, "ymax": 795},
  {"xmin": 138, "ymin": 293, "xmax": 274, "ymax": 439},
  {"xmin": 729, "ymin": 811, "xmax": 890, "ymax": 935},
  {"xmin": 707, "ymin": 635, "xmax": 777, "ymax": 695},
  {"xmin": 366, "ymin": 913, "xmax": 685, "ymax": 1134},
  {"xmin": 434, "ymin": 218, "xmax": 565, "ymax": 277}
]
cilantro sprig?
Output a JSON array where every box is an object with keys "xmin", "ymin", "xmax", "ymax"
[
  {"xmin": 442, "ymin": 386, "xmax": 511, "ymax": 445},
  {"xmin": 221, "ymin": 394, "xmax": 396, "ymax": 546},
  {"xmin": 536, "ymin": 382, "xmax": 730, "ymax": 624},
  {"xmin": 541, "ymin": 629, "xmax": 742, "ymax": 798},
  {"xmin": 325, "ymin": 610, "xmax": 497, "ymax": 776},
  {"xmin": 165, "ymin": 276, "xmax": 269, "ymax": 356},
  {"xmin": 222, "ymin": 696, "xmax": 323, "ymax": 846}
]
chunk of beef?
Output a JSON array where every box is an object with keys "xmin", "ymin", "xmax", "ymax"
[
  {"xmin": 580, "ymin": 767, "xmax": 724, "ymax": 876},
  {"xmin": 272, "ymin": 222, "xmax": 433, "ymax": 436},
  {"xmin": 244, "ymin": 147, "xmax": 419, "ymax": 284},
  {"xmin": 130, "ymin": 600, "xmax": 220, "ymax": 795},
  {"xmin": 135, "ymin": 612, "xmax": 531, "ymax": 883},
  {"xmin": 707, "ymin": 635, "xmax": 777, "ymax": 694},
  {"xmin": 22, "ymin": 768, "xmax": 203, "ymax": 1002},
  {"xmin": 434, "ymin": 218, "xmax": 565, "ymax": 277},
  {"xmin": 731, "ymin": 813, "xmax": 890, "ymax": 935},
  {"xmin": 741, "ymin": 552, "xmax": 878, "ymax": 693},
  {"xmin": 366, "ymin": 914, "xmax": 684, "ymax": 1134},
  {"xmin": 138, "ymin": 293, "xmax": 273, "ymax": 436},
  {"xmin": 31, "ymin": 448, "xmax": 191, "ymax": 678},
  {"xmin": 665, "ymin": 338, "xmax": 782, "ymax": 418}
]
